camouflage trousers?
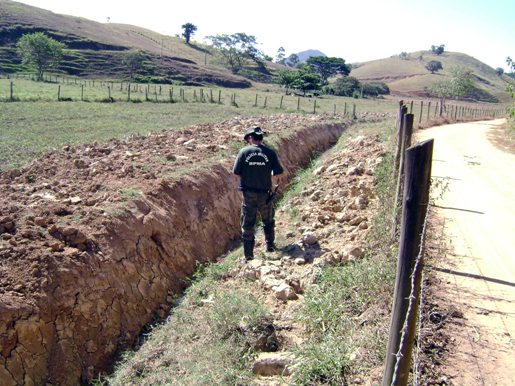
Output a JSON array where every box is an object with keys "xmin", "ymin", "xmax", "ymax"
[{"xmin": 240, "ymin": 191, "xmax": 275, "ymax": 242}]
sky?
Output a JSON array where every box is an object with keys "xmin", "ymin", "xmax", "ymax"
[{"xmin": 11, "ymin": 0, "xmax": 515, "ymax": 71}]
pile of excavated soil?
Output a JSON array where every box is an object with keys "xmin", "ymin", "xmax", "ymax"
[{"xmin": 0, "ymin": 112, "xmax": 389, "ymax": 385}]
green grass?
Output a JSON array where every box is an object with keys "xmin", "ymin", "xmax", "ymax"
[
  {"xmin": 105, "ymin": 251, "xmax": 267, "ymax": 386},
  {"xmin": 0, "ymin": 77, "xmax": 399, "ymax": 170}
]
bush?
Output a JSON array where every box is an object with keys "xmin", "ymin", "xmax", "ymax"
[
  {"xmin": 362, "ymin": 82, "xmax": 390, "ymax": 97},
  {"xmin": 333, "ymin": 76, "xmax": 361, "ymax": 97}
]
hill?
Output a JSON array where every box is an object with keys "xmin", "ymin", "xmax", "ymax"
[
  {"xmin": 0, "ymin": 0, "xmax": 251, "ymax": 87},
  {"xmin": 350, "ymin": 50, "xmax": 513, "ymax": 103}
]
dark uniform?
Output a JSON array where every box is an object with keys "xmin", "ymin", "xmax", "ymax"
[{"xmin": 233, "ymin": 127, "xmax": 284, "ymax": 259}]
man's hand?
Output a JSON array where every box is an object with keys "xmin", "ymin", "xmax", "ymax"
[{"xmin": 272, "ymin": 173, "xmax": 285, "ymax": 187}]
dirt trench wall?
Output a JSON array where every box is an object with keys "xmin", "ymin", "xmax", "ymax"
[{"xmin": 0, "ymin": 122, "xmax": 346, "ymax": 385}]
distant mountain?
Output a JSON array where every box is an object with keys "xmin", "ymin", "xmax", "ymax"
[{"xmin": 296, "ymin": 49, "xmax": 326, "ymax": 63}]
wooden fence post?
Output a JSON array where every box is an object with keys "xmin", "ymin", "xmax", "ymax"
[
  {"xmin": 254, "ymin": 94, "xmax": 258, "ymax": 107},
  {"xmin": 419, "ymin": 101, "xmax": 423, "ymax": 124},
  {"xmin": 280, "ymin": 95, "xmax": 283, "ymax": 109},
  {"xmin": 383, "ymin": 139, "xmax": 434, "ymax": 386},
  {"xmin": 427, "ymin": 101, "xmax": 431, "ymax": 121},
  {"xmin": 57, "ymin": 85, "xmax": 61, "ymax": 101},
  {"xmin": 81, "ymin": 85, "xmax": 84, "ymax": 101},
  {"xmin": 128, "ymin": 84, "xmax": 131, "ymax": 101},
  {"xmin": 10, "ymin": 81, "xmax": 14, "ymax": 101},
  {"xmin": 344, "ymin": 102, "xmax": 347, "ymax": 116},
  {"xmin": 264, "ymin": 96, "xmax": 267, "ymax": 108},
  {"xmin": 352, "ymin": 103, "xmax": 356, "ymax": 119},
  {"xmin": 392, "ymin": 112, "xmax": 413, "ymax": 239},
  {"xmin": 313, "ymin": 99, "xmax": 317, "ymax": 114},
  {"xmin": 394, "ymin": 103, "xmax": 407, "ymax": 181},
  {"xmin": 297, "ymin": 97, "xmax": 300, "ymax": 111}
]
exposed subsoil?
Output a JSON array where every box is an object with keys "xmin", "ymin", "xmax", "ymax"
[
  {"xmin": 110, "ymin": 129, "xmax": 390, "ymax": 386},
  {"xmin": 0, "ymin": 112, "xmax": 390, "ymax": 385}
]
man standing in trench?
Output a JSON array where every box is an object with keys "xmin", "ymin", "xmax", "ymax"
[{"xmin": 233, "ymin": 127, "xmax": 284, "ymax": 262}]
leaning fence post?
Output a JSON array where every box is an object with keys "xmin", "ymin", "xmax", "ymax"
[{"xmin": 383, "ymin": 139, "xmax": 434, "ymax": 386}]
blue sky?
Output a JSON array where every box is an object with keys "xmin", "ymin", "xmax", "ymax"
[{"xmin": 13, "ymin": 0, "xmax": 515, "ymax": 70}]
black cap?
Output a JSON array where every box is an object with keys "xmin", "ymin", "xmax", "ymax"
[{"xmin": 243, "ymin": 127, "xmax": 265, "ymax": 142}]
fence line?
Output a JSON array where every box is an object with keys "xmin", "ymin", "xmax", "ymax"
[
  {"xmin": 383, "ymin": 137, "xmax": 434, "ymax": 385},
  {"xmin": 0, "ymin": 79, "xmax": 363, "ymax": 117}
]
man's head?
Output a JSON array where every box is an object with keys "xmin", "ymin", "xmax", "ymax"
[{"xmin": 243, "ymin": 127, "xmax": 265, "ymax": 143}]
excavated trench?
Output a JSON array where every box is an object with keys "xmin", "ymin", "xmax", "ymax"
[{"xmin": 0, "ymin": 120, "xmax": 349, "ymax": 385}]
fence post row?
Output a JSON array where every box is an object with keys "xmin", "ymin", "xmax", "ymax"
[{"xmin": 383, "ymin": 139, "xmax": 434, "ymax": 386}]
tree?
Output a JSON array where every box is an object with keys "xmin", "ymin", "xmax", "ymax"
[
  {"xmin": 276, "ymin": 70, "xmax": 298, "ymax": 93},
  {"xmin": 507, "ymin": 57, "xmax": 515, "ymax": 72},
  {"xmin": 293, "ymin": 68, "xmax": 321, "ymax": 95},
  {"xmin": 430, "ymin": 65, "xmax": 473, "ymax": 100},
  {"xmin": 16, "ymin": 32, "xmax": 65, "ymax": 81},
  {"xmin": 426, "ymin": 60, "xmax": 443, "ymax": 74},
  {"xmin": 286, "ymin": 53, "xmax": 299, "ymax": 68},
  {"xmin": 275, "ymin": 68, "xmax": 321, "ymax": 95},
  {"xmin": 495, "ymin": 67, "xmax": 504, "ymax": 76},
  {"xmin": 123, "ymin": 49, "xmax": 147, "ymax": 80},
  {"xmin": 181, "ymin": 23, "xmax": 197, "ymax": 44},
  {"xmin": 333, "ymin": 76, "xmax": 361, "ymax": 96},
  {"xmin": 206, "ymin": 33, "xmax": 263, "ymax": 73},
  {"xmin": 275, "ymin": 47, "xmax": 286, "ymax": 64},
  {"xmin": 306, "ymin": 56, "xmax": 350, "ymax": 84},
  {"xmin": 431, "ymin": 44, "xmax": 445, "ymax": 55}
]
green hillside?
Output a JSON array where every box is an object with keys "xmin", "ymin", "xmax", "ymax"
[
  {"xmin": 0, "ymin": 0, "xmax": 251, "ymax": 87},
  {"xmin": 350, "ymin": 50, "xmax": 513, "ymax": 103}
]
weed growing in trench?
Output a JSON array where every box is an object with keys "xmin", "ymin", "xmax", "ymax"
[
  {"xmin": 119, "ymin": 187, "xmax": 141, "ymax": 199},
  {"xmin": 105, "ymin": 247, "xmax": 266, "ymax": 385}
]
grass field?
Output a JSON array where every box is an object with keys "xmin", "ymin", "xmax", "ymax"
[{"xmin": 0, "ymin": 77, "xmax": 399, "ymax": 170}]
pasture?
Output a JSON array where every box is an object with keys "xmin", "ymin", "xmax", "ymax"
[{"xmin": 0, "ymin": 77, "xmax": 398, "ymax": 170}]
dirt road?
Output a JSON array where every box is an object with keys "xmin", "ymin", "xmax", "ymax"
[{"xmin": 417, "ymin": 119, "xmax": 515, "ymax": 385}]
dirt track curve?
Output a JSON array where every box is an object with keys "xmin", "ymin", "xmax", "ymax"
[{"xmin": 417, "ymin": 119, "xmax": 515, "ymax": 385}]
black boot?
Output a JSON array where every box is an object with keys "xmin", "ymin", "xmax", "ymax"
[
  {"xmin": 243, "ymin": 239, "xmax": 255, "ymax": 260},
  {"xmin": 264, "ymin": 226, "xmax": 276, "ymax": 252}
]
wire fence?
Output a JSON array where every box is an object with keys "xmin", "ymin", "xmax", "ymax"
[{"xmin": 0, "ymin": 73, "xmax": 361, "ymax": 117}]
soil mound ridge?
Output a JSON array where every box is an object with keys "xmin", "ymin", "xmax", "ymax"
[{"xmin": 0, "ymin": 114, "xmax": 392, "ymax": 385}]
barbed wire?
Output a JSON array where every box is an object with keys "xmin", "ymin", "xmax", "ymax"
[
  {"xmin": 413, "ymin": 269, "xmax": 427, "ymax": 385},
  {"xmin": 391, "ymin": 204, "xmax": 431, "ymax": 385}
]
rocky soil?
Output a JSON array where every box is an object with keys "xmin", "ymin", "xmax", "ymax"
[
  {"xmin": 0, "ymin": 112, "xmax": 390, "ymax": 385},
  {"xmin": 234, "ymin": 134, "xmax": 388, "ymax": 384}
]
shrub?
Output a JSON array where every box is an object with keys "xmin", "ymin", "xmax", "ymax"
[{"xmin": 333, "ymin": 76, "xmax": 361, "ymax": 97}]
